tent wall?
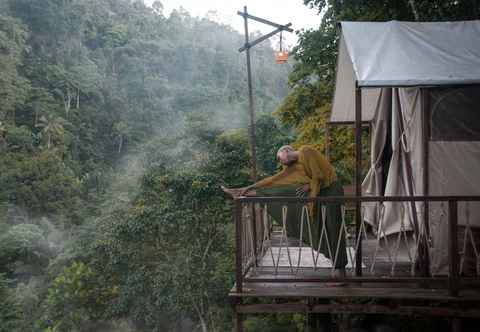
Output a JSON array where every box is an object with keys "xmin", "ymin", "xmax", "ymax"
[
  {"xmin": 427, "ymin": 87, "xmax": 480, "ymax": 275},
  {"xmin": 362, "ymin": 86, "xmax": 480, "ymax": 275},
  {"xmin": 331, "ymin": 20, "xmax": 480, "ymax": 275}
]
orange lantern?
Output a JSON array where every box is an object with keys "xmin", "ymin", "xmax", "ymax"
[
  {"xmin": 275, "ymin": 51, "xmax": 289, "ymax": 63},
  {"xmin": 275, "ymin": 32, "xmax": 288, "ymax": 64}
]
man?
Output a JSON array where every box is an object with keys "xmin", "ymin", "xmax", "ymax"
[{"xmin": 222, "ymin": 145, "xmax": 347, "ymax": 277}]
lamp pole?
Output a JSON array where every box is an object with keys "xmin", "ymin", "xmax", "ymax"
[{"xmin": 238, "ymin": 6, "xmax": 292, "ymax": 181}]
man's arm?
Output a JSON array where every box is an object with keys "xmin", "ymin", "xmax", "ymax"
[{"xmin": 249, "ymin": 166, "xmax": 292, "ymax": 189}]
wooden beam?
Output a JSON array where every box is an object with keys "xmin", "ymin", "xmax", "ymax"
[
  {"xmin": 235, "ymin": 200, "xmax": 243, "ymax": 293},
  {"xmin": 237, "ymin": 303, "xmax": 308, "ymax": 313},
  {"xmin": 236, "ymin": 195, "xmax": 480, "ymax": 203},
  {"xmin": 243, "ymin": 277, "xmax": 450, "ymax": 284},
  {"xmin": 327, "ymin": 121, "xmax": 371, "ymax": 126},
  {"xmin": 239, "ymin": 24, "xmax": 293, "ymax": 52},
  {"xmin": 235, "ymin": 303, "xmax": 480, "ymax": 317},
  {"xmin": 235, "ymin": 311, "xmax": 244, "ymax": 332},
  {"xmin": 325, "ymin": 124, "xmax": 330, "ymax": 160},
  {"xmin": 421, "ymin": 88, "xmax": 431, "ymax": 277},
  {"xmin": 237, "ymin": 11, "xmax": 293, "ymax": 32},
  {"xmin": 241, "ymin": 6, "xmax": 257, "ymax": 181},
  {"xmin": 355, "ymin": 85, "xmax": 362, "ymax": 276}
]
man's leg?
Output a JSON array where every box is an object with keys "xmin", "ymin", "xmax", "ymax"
[
  {"xmin": 319, "ymin": 181, "xmax": 348, "ymax": 271},
  {"xmin": 256, "ymin": 185, "xmax": 307, "ymax": 246},
  {"xmin": 325, "ymin": 200, "xmax": 348, "ymax": 270}
]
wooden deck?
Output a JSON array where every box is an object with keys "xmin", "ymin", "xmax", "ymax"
[
  {"xmin": 230, "ymin": 197, "xmax": 480, "ymax": 330},
  {"xmin": 229, "ymin": 233, "xmax": 480, "ymax": 302},
  {"xmin": 245, "ymin": 232, "xmax": 416, "ymax": 280}
]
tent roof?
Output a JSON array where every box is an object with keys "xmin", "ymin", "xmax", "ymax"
[
  {"xmin": 330, "ymin": 20, "xmax": 480, "ymax": 123},
  {"xmin": 342, "ymin": 20, "xmax": 480, "ymax": 87}
]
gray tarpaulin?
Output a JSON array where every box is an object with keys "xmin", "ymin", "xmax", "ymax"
[
  {"xmin": 330, "ymin": 20, "xmax": 480, "ymax": 275},
  {"xmin": 341, "ymin": 20, "xmax": 480, "ymax": 87},
  {"xmin": 331, "ymin": 20, "xmax": 480, "ymax": 124},
  {"xmin": 330, "ymin": 37, "xmax": 380, "ymax": 123}
]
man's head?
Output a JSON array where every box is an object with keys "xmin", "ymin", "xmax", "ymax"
[{"xmin": 276, "ymin": 145, "xmax": 297, "ymax": 166}]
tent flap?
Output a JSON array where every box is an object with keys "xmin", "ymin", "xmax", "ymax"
[{"xmin": 330, "ymin": 36, "xmax": 380, "ymax": 123}]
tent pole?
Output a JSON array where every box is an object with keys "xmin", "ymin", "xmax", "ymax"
[{"xmin": 355, "ymin": 84, "xmax": 363, "ymax": 276}]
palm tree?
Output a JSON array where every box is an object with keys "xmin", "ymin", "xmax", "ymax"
[
  {"xmin": 35, "ymin": 115, "xmax": 65, "ymax": 149},
  {"xmin": 0, "ymin": 121, "xmax": 6, "ymax": 148}
]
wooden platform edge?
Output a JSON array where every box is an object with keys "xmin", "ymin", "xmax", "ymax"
[
  {"xmin": 235, "ymin": 303, "xmax": 480, "ymax": 318},
  {"xmin": 229, "ymin": 284, "xmax": 480, "ymax": 302}
]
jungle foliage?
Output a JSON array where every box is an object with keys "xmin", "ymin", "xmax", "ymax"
[
  {"xmin": 2, "ymin": 0, "xmax": 480, "ymax": 331},
  {"xmin": 0, "ymin": 0, "xmax": 291, "ymax": 331}
]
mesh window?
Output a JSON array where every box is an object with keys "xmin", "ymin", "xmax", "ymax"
[{"xmin": 430, "ymin": 86, "xmax": 480, "ymax": 141}]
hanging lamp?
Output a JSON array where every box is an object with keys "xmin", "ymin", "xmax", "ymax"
[{"xmin": 275, "ymin": 31, "xmax": 289, "ymax": 63}]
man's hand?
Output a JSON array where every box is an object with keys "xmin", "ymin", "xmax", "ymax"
[
  {"xmin": 296, "ymin": 184, "xmax": 310, "ymax": 197},
  {"xmin": 240, "ymin": 185, "xmax": 254, "ymax": 196}
]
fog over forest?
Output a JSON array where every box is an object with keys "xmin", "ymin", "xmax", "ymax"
[{"xmin": 1, "ymin": 0, "xmax": 479, "ymax": 331}]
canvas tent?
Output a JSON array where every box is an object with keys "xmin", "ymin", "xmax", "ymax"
[{"xmin": 330, "ymin": 20, "xmax": 480, "ymax": 275}]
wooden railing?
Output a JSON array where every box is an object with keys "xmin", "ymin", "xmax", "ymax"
[{"xmin": 234, "ymin": 196, "xmax": 480, "ymax": 297}]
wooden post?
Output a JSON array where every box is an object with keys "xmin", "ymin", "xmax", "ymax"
[
  {"xmin": 451, "ymin": 318, "xmax": 462, "ymax": 332},
  {"xmin": 355, "ymin": 85, "xmax": 363, "ymax": 276},
  {"xmin": 421, "ymin": 88, "xmax": 431, "ymax": 277},
  {"xmin": 448, "ymin": 200, "xmax": 459, "ymax": 297},
  {"xmin": 325, "ymin": 123, "xmax": 330, "ymax": 161},
  {"xmin": 238, "ymin": 9, "xmax": 292, "ymax": 181},
  {"xmin": 235, "ymin": 200, "xmax": 243, "ymax": 293},
  {"xmin": 242, "ymin": 6, "xmax": 257, "ymax": 181},
  {"xmin": 251, "ymin": 203, "xmax": 258, "ymax": 266},
  {"xmin": 235, "ymin": 311, "xmax": 244, "ymax": 332}
]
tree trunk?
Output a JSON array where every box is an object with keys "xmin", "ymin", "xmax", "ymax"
[
  {"xmin": 193, "ymin": 302, "xmax": 208, "ymax": 332},
  {"xmin": 118, "ymin": 135, "xmax": 123, "ymax": 154},
  {"xmin": 64, "ymin": 86, "xmax": 72, "ymax": 117},
  {"xmin": 408, "ymin": 0, "xmax": 420, "ymax": 21}
]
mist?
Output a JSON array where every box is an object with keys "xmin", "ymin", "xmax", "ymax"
[{"xmin": 0, "ymin": 0, "xmax": 293, "ymax": 331}]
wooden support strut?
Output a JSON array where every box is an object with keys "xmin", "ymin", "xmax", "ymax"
[
  {"xmin": 355, "ymin": 84, "xmax": 363, "ymax": 276},
  {"xmin": 236, "ymin": 303, "xmax": 480, "ymax": 317},
  {"xmin": 238, "ymin": 6, "xmax": 292, "ymax": 181},
  {"xmin": 241, "ymin": 6, "xmax": 257, "ymax": 181},
  {"xmin": 235, "ymin": 199, "xmax": 243, "ymax": 293},
  {"xmin": 421, "ymin": 88, "xmax": 431, "ymax": 276}
]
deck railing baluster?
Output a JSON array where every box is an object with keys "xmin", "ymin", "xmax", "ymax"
[
  {"xmin": 233, "ymin": 196, "xmax": 480, "ymax": 294},
  {"xmin": 235, "ymin": 200, "xmax": 243, "ymax": 293}
]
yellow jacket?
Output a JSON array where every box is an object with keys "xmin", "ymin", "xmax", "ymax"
[{"xmin": 254, "ymin": 145, "xmax": 337, "ymax": 197}]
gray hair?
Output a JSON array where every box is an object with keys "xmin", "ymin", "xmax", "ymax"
[{"xmin": 276, "ymin": 145, "xmax": 294, "ymax": 158}]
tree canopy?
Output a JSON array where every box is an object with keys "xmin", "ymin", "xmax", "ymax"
[{"xmin": 1, "ymin": 0, "xmax": 480, "ymax": 331}]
